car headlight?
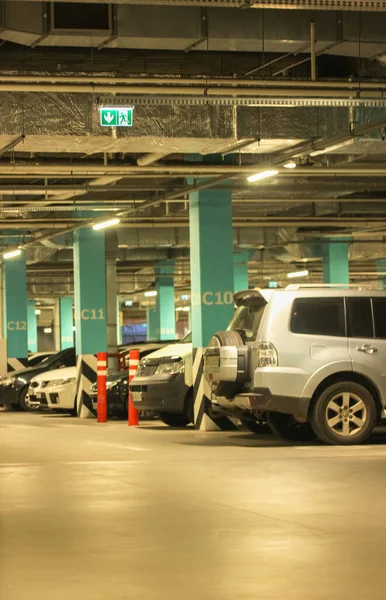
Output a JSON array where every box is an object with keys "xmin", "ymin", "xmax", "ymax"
[
  {"xmin": 47, "ymin": 377, "xmax": 76, "ymax": 388},
  {"xmin": 155, "ymin": 361, "xmax": 184, "ymax": 375},
  {"xmin": 0, "ymin": 376, "xmax": 16, "ymax": 386}
]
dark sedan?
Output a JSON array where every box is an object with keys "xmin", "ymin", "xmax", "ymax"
[
  {"xmin": 90, "ymin": 342, "xmax": 169, "ymax": 418},
  {"xmin": 0, "ymin": 348, "xmax": 76, "ymax": 411}
]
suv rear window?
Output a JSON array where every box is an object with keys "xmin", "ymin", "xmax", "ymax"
[
  {"xmin": 228, "ymin": 299, "xmax": 266, "ymax": 341},
  {"xmin": 290, "ymin": 297, "xmax": 345, "ymax": 337}
]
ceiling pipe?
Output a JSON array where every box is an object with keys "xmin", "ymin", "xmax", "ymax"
[
  {"xmin": 137, "ymin": 153, "xmax": 169, "ymax": 167},
  {"xmin": 0, "ymin": 134, "xmax": 25, "ymax": 156},
  {"xmin": 3, "ymin": 218, "xmax": 386, "ymax": 229},
  {"xmin": 12, "ymin": 0, "xmax": 386, "ymax": 10},
  {"xmin": 1, "ymin": 164, "xmax": 386, "ymax": 176},
  {"xmin": 1, "ymin": 75, "xmax": 386, "ymax": 91}
]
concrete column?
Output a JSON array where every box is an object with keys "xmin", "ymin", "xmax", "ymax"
[
  {"xmin": 117, "ymin": 298, "xmax": 123, "ymax": 346},
  {"xmin": 323, "ymin": 239, "xmax": 349, "ymax": 284},
  {"xmin": 146, "ymin": 307, "xmax": 157, "ymax": 340},
  {"xmin": 153, "ymin": 261, "xmax": 176, "ymax": 340},
  {"xmin": 59, "ymin": 296, "xmax": 74, "ymax": 350},
  {"xmin": 189, "ymin": 185, "xmax": 235, "ymax": 431},
  {"xmin": 2, "ymin": 251, "xmax": 29, "ymax": 371},
  {"xmin": 74, "ymin": 228, "xmax": 107, "ymax": 418},
  {"xmin": 233, "ymin": 251, "xmax": 253, "ymax": 292},
  {"xmin": 376, "ymin": 259, "xmax": 386, "ymax": 290},
  {"xmin": 27, "ymin": 300, "xmax": 38, "ymax": 353}
]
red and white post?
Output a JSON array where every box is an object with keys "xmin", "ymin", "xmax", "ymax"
[
  {"xmin": 97, "ymin": 351, "xmax": 108, "ymax": 423},
  {"xmin": 128, "ymin": 349, "xmax": 140, "ymax": 426}
]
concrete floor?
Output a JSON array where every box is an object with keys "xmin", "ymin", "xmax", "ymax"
[{"xmin": 1, "ymin": 414, "xmax": 386, "ymax": 600}]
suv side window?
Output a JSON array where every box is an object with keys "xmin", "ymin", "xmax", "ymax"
[
  {"xmin": 372, "ymin": 298, "xmax": 386, "ymax": 339},
  {"xmin": 347, "ymin": 297, "xmax": 374, "ymax": 338},
  {"xmin": 290, "ymin": 297, "xmax": 345, "ymax": 337}
]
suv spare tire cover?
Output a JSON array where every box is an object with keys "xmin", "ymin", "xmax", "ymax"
[{"xmin": 207, "ymin": 330, "xmax": 244, "ymax": 399}]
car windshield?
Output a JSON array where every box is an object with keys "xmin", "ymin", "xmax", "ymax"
[
  {"xmin": 28, "ymin": 354, "xmax": 50, "ymax": 367},
  {"xmin": 227, "ymin": 299, "xmax": 266, "ymax": 341},
  {"xmin": 180, "ymin": 332, "xmax": 192, "ymax": 343}
]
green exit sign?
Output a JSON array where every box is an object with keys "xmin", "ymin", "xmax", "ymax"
[{"xmin": 100, "ymin": 107, "xmax": 133, "ymax": 127}]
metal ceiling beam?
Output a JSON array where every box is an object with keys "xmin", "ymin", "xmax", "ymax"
[
  {"xmin": 3, "ymin": 218, "xmax": 386, "ymax": 228},
  {"xmin": 2, "ymin": 75, "xmax": 386, "ymax": 91},
  {"xmin": 1, "ymin": 164, "xmax": 386, "ymax": 176},
  {"xmin": 15, "ymin": 0, "xmax": 386, "ymax": 11}
]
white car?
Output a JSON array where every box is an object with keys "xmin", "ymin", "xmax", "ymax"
[
  {"xmin": 28, "ymin": 367, "xmax": 77, "ymax": 412},
  {"xmin": 28, "ymin": 343, "xmax": 171, "ymax": 413}
]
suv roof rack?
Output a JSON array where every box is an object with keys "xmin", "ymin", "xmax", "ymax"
[{"xmin": 285, "ymin": 284, "xmax": 373, "ymax": 291}]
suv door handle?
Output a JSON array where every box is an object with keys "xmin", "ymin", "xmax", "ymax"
[{"xmin": 356, "ymin": 344, "xmax": 377, "ymax": 354}]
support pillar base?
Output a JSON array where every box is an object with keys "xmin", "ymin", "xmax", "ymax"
[
  {"xmin": 76, "ymin": 354, "xmax": 97, "ymax": 418},
  {"xmin": 192, "ymin": 348, "xmax": 238, "ymax": 431}
]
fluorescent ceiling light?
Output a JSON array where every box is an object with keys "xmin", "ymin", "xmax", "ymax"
[
  {"xmin": 72, "ymin": 326, "xmax": 76, "ymax": 332},
  {"xmin": 92, "ymin": 218, "xmax": 120, "ymax": 231},
  {"xmin": 44, "ymin": 327, "xmax": 52, "ymax": 334},
  {"xmin": 176, "ymin": 307, "xmax": 183, "ymax": 311},
  {"xmin": 182, "ymin": 307, "xmax": 190, "ymax": 312},
  {"xmin": 283, "ymin": 160, "xmax": 297, "ymax": 169},
  {"xmin": 144, "ymin": 290, "xmax": 158, "ymax": 297},
  {"xmin": 287, "ymin": 269, "xmax": 309, "ymax": 279},
  {"xmin": 3, "ymin": 249, "xmax": 22, "ymax": 259},
  {"xmin": 247, "ymin": 169, "xmax": 279, "ymax": 183},
  {"xmin": 35, "ymin": 309, "xmax": 41, "ymax": 315}
]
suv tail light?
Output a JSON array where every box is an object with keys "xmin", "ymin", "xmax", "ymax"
[{"xmin": 257, "ymin": 342, "xmax": 278, "ymax": 367}]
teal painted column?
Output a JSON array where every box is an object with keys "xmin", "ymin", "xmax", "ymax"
[
  {"xmin": 189, "ymin": 187, "xmax": 234, "ymax": 348},
  {"xmin": 189, "ymin": 184, "xmax": 236, "ymax": 431},
  {"xmin": 146, "ymin": 308, "xmax": 158, "ymax": 340},
  {"xmin": 323, "ymin": 239, "xmax": 350, "ymax": 284},
  {"xmin": 153, "ymin": 262, "xmax": 176, "ymax": 340},
  {"xmin": 233, "ymin": 251, "xmax": 253, "ymax": 292},
  {"xmin": 2, "ymin": 251, "xmax": 28, "ymax": 367},
  {"xmin": 60, "ymin": 296, "xmax": 74, "ymax": 350},
  {"xmin": 27, "ymin": 300, "xmax": 38, "ymax": 353},
  {"xmin": 376, "ymin": 259, "xmax": 386, "ymax": 290},
  {"xmin": 74, "ymin": 228, "xmax": 107, "ymax": 417}
]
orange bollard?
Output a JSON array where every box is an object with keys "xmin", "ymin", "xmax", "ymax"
[
  {"xmin": 128, "ymin": 349, "xmax": 140, "ymax": 426},
  {"xmin": 97, "ymin": 351, "xmax": 108, "ymax": 423}
]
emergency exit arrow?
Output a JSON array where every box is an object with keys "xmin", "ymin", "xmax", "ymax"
[{"xmin": 104, "ymin": 112, "xmax": 114, "ymax": 124}]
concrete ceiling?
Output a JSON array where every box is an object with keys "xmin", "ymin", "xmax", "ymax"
[{"xmin": 1, "ymin": 0, "xmax": 386, "ymax": 295}]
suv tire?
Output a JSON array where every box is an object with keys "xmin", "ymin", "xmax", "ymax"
[
  {"xmin": 311, "ymin": 381, "xmax": 376, "ymax": 445},
  {"xmin": 267, "ymin": 412, "xmax": 316, "ymax": 442},
  {"xmin": 208, "ymin": 330, "xmax": 244, "ymax": 399}
]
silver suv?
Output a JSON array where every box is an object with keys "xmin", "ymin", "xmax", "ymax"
[{"xmin": 203, "ymin": 285, "xmax": 386, "ymax": 445}]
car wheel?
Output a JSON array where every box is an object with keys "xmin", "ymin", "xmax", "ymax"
[
  {"xmin": 311, "ymin": 382, "xmax": 377, "ymax": 445},
  {"xmin": 207, "ymin": 330, "xmax": 244, "ymax": 399},
  {"xmin": 267, "ymin": 412, "xmax": 316, "ymax": 442},
  {"xmin": 19, "ymin": 388, "xmax": 39, "ymax": 412},
  {"xmin": 160, "ymin": 413, "xmax": 190, "ymax": 427}
]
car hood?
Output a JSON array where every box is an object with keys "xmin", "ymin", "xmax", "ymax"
[
  {"xmin": 106, "ymin": 370, "xmax": 128, "ymax": 384},
  {"xmin": 1, "ymin": 364, "xmax": 53, "ymax": 381},
  {"xmin": 140, "ymin": 342, "xmax": 192, "ymax": 362},
  {"xmin": 31, "ymin": 366, "xmax": 76, "ymax": 384}
]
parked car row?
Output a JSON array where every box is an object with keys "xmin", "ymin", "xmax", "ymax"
[
  {"xmin": 4, "ymin": 285, "xmax": 386, "ymax": 446},
  {"xmin": 0, "ymin": 343, "xmax": 171, "ymax": 417}
]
